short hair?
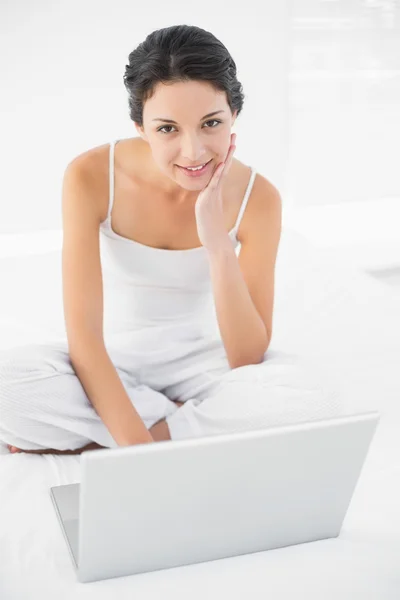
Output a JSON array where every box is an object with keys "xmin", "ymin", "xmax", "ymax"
[{"xmin": 123, "ymin": 24, "xmax": 245, "ymax": 126}]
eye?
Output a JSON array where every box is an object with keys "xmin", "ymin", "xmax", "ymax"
[
  {"xmin": 157, "ymin": 119, "xmax": 222, "ymax": 134},
  {"xmin": 204, "ymin": 119, "xmax": 222, "ymax": 129}
]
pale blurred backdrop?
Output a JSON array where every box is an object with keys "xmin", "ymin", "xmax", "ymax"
[{"xmin": 1, "ymin": 0, "xmax": 399, "ymax": 279}]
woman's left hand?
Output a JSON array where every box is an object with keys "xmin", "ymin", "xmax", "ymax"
[{"xmin": 195, "ymin": 133, "xmax": 236, "ymax": 253}]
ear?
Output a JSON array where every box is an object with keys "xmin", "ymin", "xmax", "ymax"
[
  {"xmin": 134, "ymin": 122, "xmax": 148, "ymax": 141},
  {"xmin": 231, "ymin": 109, "xmax": 238, "ymax": 128}
]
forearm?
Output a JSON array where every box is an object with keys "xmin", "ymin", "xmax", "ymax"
[
  {"xmin": 69, "ymin": 337, "xmax": 153, "ymax": 447},
  {"xmin": 207, "ymin": 243, "xmax": 269, "ymax": 369}
]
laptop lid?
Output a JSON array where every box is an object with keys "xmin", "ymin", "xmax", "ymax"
[
  {"xmin": 50, "ymin": 483, "xmax": 79, "ymax": 570},
  {"xmin": 72, "ymin": 411, "xmax": 379, "ymax": 583}
]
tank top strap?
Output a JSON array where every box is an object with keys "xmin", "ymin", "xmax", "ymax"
[
  {"xmin": 107, "ymin": 140, "xmax": 118, "ymax": 221},
  {"xmin": 105, "ymin": 147, "xmax": 256, "ymax": 233},
  {"xmin": 233, "ymin": 167, "xmax": 257, "ymax": 233}
]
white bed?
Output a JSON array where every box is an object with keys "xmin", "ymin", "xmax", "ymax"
[{"xmin": 0, "ymin": 226, "xmax": 399, "ymax": 599}]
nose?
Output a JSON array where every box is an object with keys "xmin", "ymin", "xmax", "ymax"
[{"xmin": 180, "ymin": 133, "xmax": 206, "ymax": 163}]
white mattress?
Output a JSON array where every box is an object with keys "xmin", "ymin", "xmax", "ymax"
[{"xmin": 0, "ymin": 227, "xmax": 399, "ymax": 598}]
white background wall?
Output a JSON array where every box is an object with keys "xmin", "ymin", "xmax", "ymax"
[{"xmin": 0, "ymin": 0, "xmax": 399, "ymax": 235}]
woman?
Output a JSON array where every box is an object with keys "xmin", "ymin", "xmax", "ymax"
[{"xmin": 0, "ymin": 25, "xmax": 342, "ymax": 455}]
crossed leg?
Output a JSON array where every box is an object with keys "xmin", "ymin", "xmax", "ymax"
[{"xmin": 7, "ymin": 401, "xmax": 185, "ymax": 455}]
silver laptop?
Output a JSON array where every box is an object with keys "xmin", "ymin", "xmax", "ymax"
[{"xmin": 50, "ymin": 410, "xmax": 380, "ymax": 583}]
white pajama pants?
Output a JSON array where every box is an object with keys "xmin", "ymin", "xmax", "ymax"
[{"xmin": 0, "ymin": 337, "xmax": 344, "ymax": 452}]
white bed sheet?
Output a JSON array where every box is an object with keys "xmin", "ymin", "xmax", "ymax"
[{"xmin": 0, "ymin": 228, "xmax": 399, "ymax": 599}]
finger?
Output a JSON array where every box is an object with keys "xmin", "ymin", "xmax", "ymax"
[
  {"xmin": 208, "ymin": 162, "xmax": 224, "ymax": 188},
  {"xmin": 209, "ymin": 141, "xmax": 236, "ymax": 187},
  {"xmin": 227, "ymin": 142, "xmax": 236, "ymax": 166},
  {"xmin": 219, "ymin": 143, "xmax": 236, "ymax": 179}
]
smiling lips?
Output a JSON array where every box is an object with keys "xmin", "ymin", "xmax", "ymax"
[
  {"xmin": 177, "ymin": 160, "xmax": 212, "ymax": 177},
  {"xmin": 178, "ymin": 159, "xmax": 211, "ymax": 169}
]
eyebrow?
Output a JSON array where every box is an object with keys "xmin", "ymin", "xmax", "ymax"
[{"xmin": 152, "ymin": 110, "xmax": 225, "ymax": 124}]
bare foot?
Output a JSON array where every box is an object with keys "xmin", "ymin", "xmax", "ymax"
[
  {"xmin": 149, "ymin": 418, "xmax": 171, "ymax": 442},
  {"xmin": 7, "ymin": 441, "xmax": 106, "ymax": 455},
  {"xmin": 147, "ymin": 399, "xmax": 185, "ymax": 442},
  {"xmin": 172, "ymin": 400, "xmax": 185, "ymax": 408}
]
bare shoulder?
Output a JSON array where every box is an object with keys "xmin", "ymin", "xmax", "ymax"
[
  {"xmin": 65, "ymin": 139, "xmax": 123, "ymax": 222},
  {"xmin": 70, "ymin": 136, "xmax": 141, "ymax": 172},
  {"xmin": 69, "ymin": 134, "xmax": 143, "ymax": 174},
  {"xmin": 249, "ymin": 168, "xmax": 281, "ymax": 209},
  {"xmin": 231, "ymin": 159, "xmax": 282, "ymax": 243},
  {"xmin": 249, "ymin": 171, "xmax": 282, "ymax": 234},
  {"xmin": 231, "ymin": 158, "xmax": 280, "ymax": 206},
  {"xmin": 67, "ymin": 140, "xmax": 111, "ymax": 183}
]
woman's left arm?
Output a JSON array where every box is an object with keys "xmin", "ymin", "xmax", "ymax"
[{"xmin": 207, "ymin": 179, "xmax": 282, "ymax": 370}]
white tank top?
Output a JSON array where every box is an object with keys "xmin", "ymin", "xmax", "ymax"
[{"xmin": 99, "ymin": 139, "xmax": 257, "ymax": 345}]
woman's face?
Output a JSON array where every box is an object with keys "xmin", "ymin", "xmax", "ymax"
[{"xmin": 136, "ymin": 80, "xmax": 237, "ymax": 199}]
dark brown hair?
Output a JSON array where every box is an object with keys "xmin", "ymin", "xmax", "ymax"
[{"xmin": 123, "ymin": 24, "xmax": 245, "ymax": 126}]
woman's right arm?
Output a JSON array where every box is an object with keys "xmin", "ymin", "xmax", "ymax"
[{"xmin": 61, "ymin": 158, "xmax": 153, "ymax": 447}]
